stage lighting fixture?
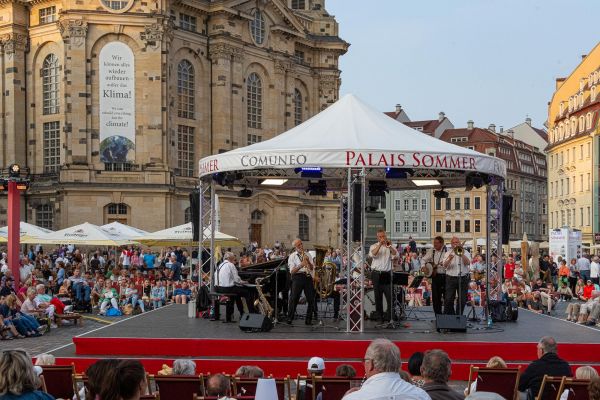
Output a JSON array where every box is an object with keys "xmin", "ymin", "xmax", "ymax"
[
  {"xmin": 261, "ymin": 179, "xmax": 288, "ymax": 186},
  {"xmin": 465, "ymin": 174, "xmax": 485, "ymax": 191},
  {"xmin": 238, "ymin": 186, "xmax": 253, "ymax": 198},
  {"xmin": 368, "ymin": 180, "xmax": 388, "ymax": 197},
  {"xmin": 8, "ymin": 164, "xmax": 20, "ymax": 178},
  {"xmin": 294, "ymin": 167, "xmax": 322, "ymax": 178},
  {"xmin": 305, "ymin": 180, "xmax": 327, "ymax": 196},
  {"xmin": 412, "ymin": 179, "xmax": 441, "ymax": 187},
  {"xmin": 433, "ymin": 189, "xmax": 449, "ymax": 199},
  {"xmin": 15, "ymin": 181, "xmax": 29, "ymax": 191},
  {"xmin": 385, "ymin": 168, "xmax": 412, "ymax": 179},
  {"xmin": 0, "ymin": 179, "xmax": 7, "ymax": 191},
  {"xmin": 213, "ymin": 172, "xmax": 242, "ymax": 188}
]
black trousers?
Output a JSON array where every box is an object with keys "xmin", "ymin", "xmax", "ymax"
[
  {"xmin": 214, "ymin": 286, "xmax": 255, "ymax": 321},
  {"xmin": 444, "ymin": 275, "xmax": 470, "ymax": 315},
  {"xmin": 288, "ymin": 274, "xmax": 316, "ymax": 321},
  {"xmin": 313, "ymin": 290, "xmax": 341, "ymax": 319},
  {"xmin": 431, "ymin": 273, "xmax": 446, "ymax": 315},
  {"xmin": 568, "ymin": 276, "xmax": 577, "ymax": 295},
  {"xmin": 371, "ymin": 270, "xmax": 392, "ymax": 320}
]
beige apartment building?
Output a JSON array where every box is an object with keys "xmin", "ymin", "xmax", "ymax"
[{"xmin": 0, "ymin": 0, "xmax": 348, "ymax": 247}]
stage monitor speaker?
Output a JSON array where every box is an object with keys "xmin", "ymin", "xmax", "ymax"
[
  {"xmin": 189, "ymin": 189, "xmax": 200, "ymax": 242},
  {"xmin": 435, "ymin": 314, "xmax": 467, "ymax": 332},
  {"xmin": 352, "ymin": 183, "xmax": 362, "ymax": 242},
  {"xmin": 501, "ymin": 195, "xmax": 513, "ymax": 245},
  {"xmin": 239, "ymin": 313, "xmax": 273, "ymax": 333}
]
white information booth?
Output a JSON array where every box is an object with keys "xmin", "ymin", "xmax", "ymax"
[{"xmin": 549, "ymin": 228, "xmax": 583, "ymax": 263}]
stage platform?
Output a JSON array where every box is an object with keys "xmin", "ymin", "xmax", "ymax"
[{"xmin": 50, "ymin": 303, "xmax": 600, "ymax": 380}]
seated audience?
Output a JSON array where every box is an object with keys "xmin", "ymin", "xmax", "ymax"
[
  {"xmin": 172, "ymin": 359, "xmax": 196, "ymax": 376},
  {"xmin": 408, "ymin": 352, "xmax": 426, "ymax": 388},
  {"xmin": 235, "ymin": 365, "xmax": 265, "ymax": 379},
  {"xmin": 518, "ymin": 336, "xmax": 572, "ymax": 399},
  {"xmin": 123, "ymin": 282, "xmax": 145, "ymax": 313},
  {"xmin": 206, "ymin": 374, "xmax": 235, "ymax": 400},
  {"xmin": 335, "ymin": 364, "xmax": 356, "ymax": 379},
  {"xmin": 101, "ymin": 360, "xmax": 147, "ymax": 400},
  {"xmin": 0, "ymin": 348, "xmax": 54, "ymax": 399},
  {"xmin": 590, "ymin": 377, "xmax": 600, "ymax": 400},
  {"xmin": 342, "ymin": 338, "xmax": 429, "ymax": 400},
  {"xmin": 465, "ymin": 356, "xmax": 506, "ymax": 396},
  {"xmin": 150, "ymin": 281, "xmax": 166, "ymax": 309},
  {"xmin": 421, "ymin": 349, "xmax": 463, "ymax": 400},
  {"xmin": 560, "ymin": 366, "xmax": 599, "ymax": 400},
  {"xmin": 99, "ymin": 280, "xmax": 119, "ymax": 315},
  {"xmin": 34, "ymin": 354, "xmax": 55, "ymax": 366},
  {"xmin": 173, "ymin": 281, "xmax": 192, "ymax": 304}
]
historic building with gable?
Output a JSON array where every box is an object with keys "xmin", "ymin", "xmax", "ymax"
[{"xmin": 0, "ymin": 0, "xmax": 348, "ymax": 246}]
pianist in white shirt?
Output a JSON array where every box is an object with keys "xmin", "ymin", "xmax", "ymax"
[{"xmin": 214, "ymin": 252, "xmax": 256, "ymax": 323}]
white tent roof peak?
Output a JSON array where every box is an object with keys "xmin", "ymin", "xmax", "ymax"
[{"xmin": 199, "ymin": 94, "xmax": 506, "ymax": 178}]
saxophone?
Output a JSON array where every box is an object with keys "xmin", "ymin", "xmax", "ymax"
[{"xmin": 253, "ymin": 277, "xmax": 274, "ymax": 318}]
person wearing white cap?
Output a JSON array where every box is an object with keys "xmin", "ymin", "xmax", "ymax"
[{"xmin": 297, "ymin": 357, "xmax": 326, "ymax": 400}]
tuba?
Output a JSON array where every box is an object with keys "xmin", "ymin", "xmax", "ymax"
[{"xmin": 313, "ymin": 246, "xmax": 337, "ymax": 299}]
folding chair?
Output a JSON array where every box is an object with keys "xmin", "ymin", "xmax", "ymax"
[
  {"xmin": 40, "ymin": 364, "xmax": 77, "ymax": 400},
  {"xmin": 152, "ymin": 374, "xmax": 204, "ymax": 400},
  {"xmin": 536, "ymin": 375, "xmax": 565, "ymax": 400},
  {"xmin": 558, "ymin": 377, "xmax": 591, "ymax": 400},
  {"xmin": 312, "ymin": 376, "xmax": 354, "ymax": 400},
  {"xmin": 467, "ymin": 366, "xmax": 521, "ymax": 400}
]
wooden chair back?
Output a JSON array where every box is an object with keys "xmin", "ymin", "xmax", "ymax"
[
  {"xmin": 312, "ymin": 376, "xmax": 353, "ymax": 400},
  {"xmin": 467, "ymin": 366, "xmax": 521, "ymax": 400},
  {"xmin": 232, "ymin": 377, "xmax": 259, "ymax": 397},
  {"xmin": 153, "ymin": 374, "xmax": 204, "ymax": 400},
  {"xmin": 558, "ymin": 378, "xmax": 591, "ymax": 400},
  {"xmin": 273, "ymin": 376, "xmax": 290, "ymax": 400},
  {"xmin": 40, "ymin": 364, "xmax": 76, "ymax": 400},
  {"xmin": 536, "ymin": 375, "xmax": 565, "ymax": 400}
]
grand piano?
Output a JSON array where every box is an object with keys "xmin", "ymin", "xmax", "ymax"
[{"xmin": 239, "ymin": 258, "xmax": 289, "ymax": 317}]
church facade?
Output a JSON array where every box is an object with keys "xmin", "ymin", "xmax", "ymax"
[{"xmin": 0, "ymin": 0, "xmax": 347, "ymax": 247}]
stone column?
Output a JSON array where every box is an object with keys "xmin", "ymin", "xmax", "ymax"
[
  {"xmin": 209, "ymin": 43, "xmax": 233, "ymax": 154},
  {"xmin": 59, "ymin": 19, "xmax": 89, "ymax": 166},
  {"xmin": 230, "ymin": 47, "xmax": 244, "ymax": 149},
  {"xmin": 0, "ymin": 32, "xmax": 28, "ymax": 167}
]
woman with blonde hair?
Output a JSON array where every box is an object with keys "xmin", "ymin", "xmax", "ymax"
[
  {"xmin": 465, "ymin": 356, "xmax": 507, "ymax": 395},
  {"xmin": 0, "ymin": 349, "xmax": 54, "ymax": 399},
  {"xmin": 559, "ymin": 366, "xmax": 599, "ymax": 400}
]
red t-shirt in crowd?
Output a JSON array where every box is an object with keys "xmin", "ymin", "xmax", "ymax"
[{"xmin": 504, "ymin": 263, "xmax": 516, "ymax": 279}]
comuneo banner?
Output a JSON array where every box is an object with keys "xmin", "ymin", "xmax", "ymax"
[{"xmin": 99, "ymin": 42, "xmax": 135, "ymax": 163}]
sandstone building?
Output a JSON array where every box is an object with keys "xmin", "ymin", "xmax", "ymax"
[{"xmin": 0, "ymin": 0, "xmax": 348, "ymax": 247}]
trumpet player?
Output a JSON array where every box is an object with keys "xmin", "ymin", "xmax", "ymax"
[
  {"xmin": 442, "ymin": 236, "xmax": 472, "ymax": 315},
  {"xmin": 369, "ymin": 229, "xmax": 398, "ymax": 323},
  {"xmin": 286, "ymin": 238, "xmax": 316, "ymax": 325}
]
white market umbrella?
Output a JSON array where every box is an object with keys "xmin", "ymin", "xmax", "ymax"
[
  {"xmin": 0, "ymin": 222, "xmax": 53, "ymax": 244},
  {"xmin": 101, "ymin": 221, "xmax": 149, "ymax": 240},
  {"xmin": 137, "ymin": 222, "xmax": 242, "ymax": 247},
  {"xmin": 539, "ymin": 241, "xmax": 549, "ymax": 249},
  {"xmin": 464, "ymin": 238, "xmax": 487, "ymax": 247},
  {"xmin": 37, "ymin": 222, "xmax": 135, "ymax": 246}
]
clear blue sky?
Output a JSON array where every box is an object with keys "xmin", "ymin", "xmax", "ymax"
[{"xmin": 327, "ymin": 0, "xmax": 600, "ymax": 130}]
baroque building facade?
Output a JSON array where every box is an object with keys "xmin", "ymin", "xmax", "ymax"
[
  {"xmin": 547, "ymin": 43, "xmax": 600, "ymax": 245},
  {"xmin": 0, "ymin": 0, "xmax": 348, "ymax": 246}
]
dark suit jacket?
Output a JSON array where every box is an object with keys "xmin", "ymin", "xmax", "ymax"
[
  {"xmin": 518, "ymin": 352, "xmax": 572, "ymax": 396},
  {"xmin": 422, "ymin": 382, "xmax": 464, "ymax": 400}
]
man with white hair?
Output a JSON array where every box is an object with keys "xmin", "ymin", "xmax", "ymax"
[
  {"xmin": 591, "ymin": 256, "xmax": 599, "ymax": 285},
  {"xmin": 214, "ymin": 252, "xmax": 255, "ymax": 322},
  {"xmin": 343, "ymin": 339, "xmax": 430, "ymax": 400}
]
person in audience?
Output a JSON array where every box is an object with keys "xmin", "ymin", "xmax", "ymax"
[
  {"xmin": 206, "ymin": 374, "xmax": 235, "ymax": 400},
  {"xmin": 527, "ymin": 292, "xmax": 545, "ymax": 314},
  {"xmin": 173, "ymin": 281, "xmax": 192, "ymax": 304},
  {"xmin": 21, "ymin": 288, "xmax": 57, "ymax": 329},
  {"xmin": 101, "ymin": 360, "xmax": 147, "ymax": 400},
  {"xmin": 465, "ymin": 357, "xmax": 507, "ymax": 396},
  {"xmin": 1, "ymin": 294, "xmax": 44, "ymax": 337},
  {"xmin": 99, "ymin": 280, "xmax": 119, "ymax": 315},
  {"xmin": 335, "ymin": 364, "xmax": 357, "ymax": 378},
  {"xmin": 408, "ymin": 352, "xmax": 426, "ymax": 388},
  {"xmin": 342, "ymin": 338, "xmax": 430, "ymax": 400},
  {"xmin": 590, "ymin": 377, "xmax": 600, "ymax": 400},
  {"xmin": 297, "ymin": 357, "xmax": 326, "ymax": 400},
  {"xmin": 235, "ymin": 365, "xmax": 265, "ymax": 379},
  {"xmin": 0, "ymin": 349, "xmax": 54, "ymax": 399},
  {"xmin": 68, "ymin": 268, "xmax": 91, "ymax": 306},
  {"xmin": 559, "ymin": 366, "xmax": 598, "ymax": 400},
  {"xmin": 420, "ymin": 349, "xmax": 463, "ymax": 400},
  {"xmin": 123, "ymin": 282, "xmax": 145, "ymax": 313},
  {"xmin": 150, "ymin": 280, "xmax": 166, "ymax": 309},
  {"xmin": 518, "ymin": 337, "xmax": 572, "ymax": 399},
  {"xmin": 172, "ymin": 359, "xmax": 196, "ymax": 375},
  {"xmin": 34, "ymin": 354, "xmax": 55, "ymax": 366}
]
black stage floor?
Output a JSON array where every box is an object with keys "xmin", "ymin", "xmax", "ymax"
[{"xmin": 52, "ymin": 301, "xmax": 600, "ymax": 358}]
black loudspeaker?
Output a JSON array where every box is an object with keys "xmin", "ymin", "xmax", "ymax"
[
  {"xmin": 501, "ymin": 195, "xmax": 513, "ymax": 245},
  {"xmin": 189, "ymin": 189, "xmax": 200, "ymax": 242},
  {"xmin": 352, "ymin": 183, "xmax": 362, "ymax": 242},
  {"xmin": 435, "ymin": 314, "xmax": 467, "ymax": 332},
  {"xmin": 239, "ymin": 313, "xmax": 273, "ymax": 332}
]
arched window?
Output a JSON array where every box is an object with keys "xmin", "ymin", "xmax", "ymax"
[
  {"xmin": 105, "ymin": 203, "xmax": 129, "ymax": 224},
  {"xmin": 177, "ymin": 60, "xmax": 195, "ymax": 119},
  {"xmin": 42, "ymin": 54, "xmax": 60, "ymax": 115},
  {"xmin": 298, "ymin": 213, "xmax": 309, "ymax": 241},
  {"xmin": 251, "ymin": 209, "xmax": 263, "ymax": 221},
  {"xmin": 294, "ymin": 89, "xmax": 302, "ymax": 126},
  {"xmin": 184, "ymin": 207, "xmax": 192, "ymax": 224},
  {"xmin": 247, "ymin": 73, "xmax": 262, "ymax": 129},
  {"xmin": 36, "ymin": 204, "xmax": 54, "ymax": 230},
  {"xmin": 250, "ymin": 9, "xmax": 266, "ymax": 45}
]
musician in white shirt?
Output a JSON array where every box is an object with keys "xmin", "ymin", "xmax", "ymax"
[
  {"xmin": 369, "ymin": 229, "xmax": 398, "ymax": 323},
  {"xmin": 214, "ymin": 252, "xmax": 255, "ymax": 323},
  {"xmin": 442, "ymin": 237, "xmax": 472, "ymax": 315},
  {"xmin": 420, "ymin": 236, "xmax": 447, "ymax": 315},
  {"xmin": 286, "ymin": 238, "xmax": 317, "ymax": 325}
]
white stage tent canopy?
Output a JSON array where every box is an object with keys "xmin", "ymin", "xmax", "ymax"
[
  {"xmin": 137, "ymin": 223, "xmax": 242, "ymax": 247},
  {"xmin": 0, "ymin": 222, "xmax": 53, "ymax": 244},
  {"xmin": 199, "ymin": 94, "xmax": 506, "ymax": 180},
  {"xmin": 36, "ymin": 222, "xmax": 135, "ymax": 246},
  {"xmin": 101, "ymin": 221, "xmax": 148, "ymax": 240}
]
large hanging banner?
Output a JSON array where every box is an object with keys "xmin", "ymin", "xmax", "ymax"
[{"xmin": 99, "ymin": 42, "xmax": 135, "ymax": 163}]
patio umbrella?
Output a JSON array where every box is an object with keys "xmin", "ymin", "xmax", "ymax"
[
  {"xmin": 101, "ymin": 221, "xmax": 148, "ymax": 240},
  {"xmin": 137, "ymin": 222, "xmax": 242, "ymax": 247},
  {"xmin": 36, "ymin": 222, "xmax": 135, "ymax": 246},
  {"xmin": 0, "ymin": 222, "xmax": 53, "ymax": 244}
]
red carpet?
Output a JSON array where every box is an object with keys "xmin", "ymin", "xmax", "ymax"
[{"xmin": 57, "ymin": 337, "xmax": 600, "ymax": 380}]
